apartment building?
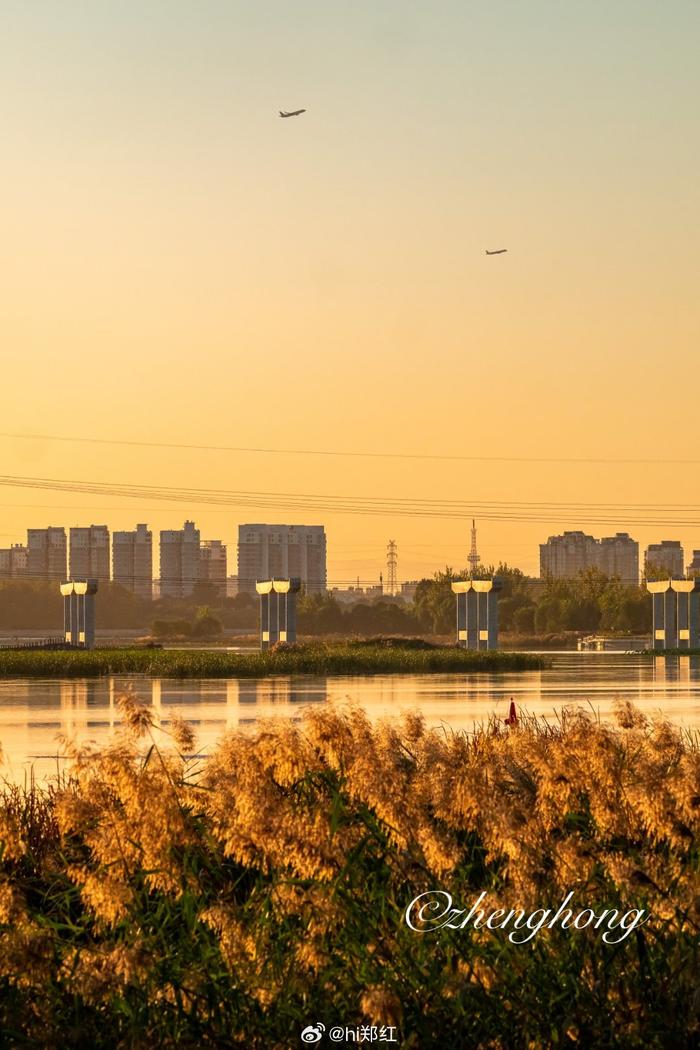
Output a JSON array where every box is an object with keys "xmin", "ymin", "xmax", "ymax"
[
  {"xmin": 199, "ymin": 539, "xmax": 227, "ymax": 600},
  {"xmin": 113, "ymin": 524, "xmax": 153, "ymax": 599},
  {"xmin": 26, "ymin": 527, "xmax": 67, "ymax": 581},
  {"xmin": 69, "ymin": 526, "xmax": 110, "ymax": 582},
  {"xmin": 0, "ymin": 544, "xmax": 28, "ymax": 578},
  {"xmin": 645, "ymin": 540, "xmax": 684, "ymax": 579},
  {"xmin": 160, "ymin": 521, "xmax": 201, "ymax": 598},
  {"xmin": 540, "ymin": 530, "xmax": 640, "ymax": 583},
  {"xmin": 237, "ymin": 524, "xmax": 327, "ymax": 594}
]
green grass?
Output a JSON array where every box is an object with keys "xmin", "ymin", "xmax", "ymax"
[
  {"xmin": 640, "ymin": 648, "xmax": 700, "ymax": 656},
  {"xmin": 0, "ymin": 641, "xmax": 544, "ymax": 678}
]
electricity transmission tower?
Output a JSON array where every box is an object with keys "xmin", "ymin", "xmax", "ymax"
[
  {"xmin": 468, "ymin": 519, "xmax": 480, "ymax": 576},
  {"xmin": 386, "ymin": 540, "xmax": 398, "ymax": 596}
]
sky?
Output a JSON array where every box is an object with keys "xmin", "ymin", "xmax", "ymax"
[{"xmin": 2, "ymin": 1, "xmax": 699, "ymax": 584}]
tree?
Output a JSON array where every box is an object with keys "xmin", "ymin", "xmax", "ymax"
[
  {"xmin": 413, "ymin": 568, "xmax": 462, "ymax": 634},
  {"xmin": 576, "ymin": 567, "xmax": 616, "ymax": 604},
  {"xmin": 535, "ymin": 596, "xmax": 565, "ymax": 633},
  {"xmin": 513, "ymin": 605, "xmax": 536, "ymax": 633},
  {"xmin": 562, "ymin": 597, "xmax": 600, "ymax": 631},
  {"xmin": 192, "ymin": 607, "xmax": 223, "ymax": 637},
  {"xmin": 494, "ymin": 563, "xmax": 531, "ymax": 598},
  {"xmin": 644, "ymin": 561, "xmax": 672, "ymax": 583},
  {"xmin": 151, "ymin": 619, "xmax": 192, "ymax": 639},
  {"xmin": 298, "ymin": 593, "xmax": 344, "ymax": 634},
  {"xmin": 599, "ymin": 586, "xmax": 651, "ymax": 632},
  {"xmin": 219, "ymin": 594, "xmax": 257, "ymax": 629}
]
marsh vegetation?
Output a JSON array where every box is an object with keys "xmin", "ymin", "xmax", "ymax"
[{"xmin": 0, "ymin": 695, "xmax": 698, "ymax": 1046}]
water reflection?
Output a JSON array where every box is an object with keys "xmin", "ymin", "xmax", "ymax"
[{"xmin": 2, "ymin": 654, "xmax": 700, "ymax": 783}]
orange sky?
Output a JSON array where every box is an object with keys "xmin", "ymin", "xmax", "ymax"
[{"xmin": 2, "ymin": 2, "xmax": 699, "ymax": 583}]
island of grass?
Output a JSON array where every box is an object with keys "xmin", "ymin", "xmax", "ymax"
[
  {"xmin": 0, "ymin": 637, "xmax": 545, "ymax": 678},
  {"xmin": 640, "ymin": 648, "xmax": 700, "ymax": 656}
]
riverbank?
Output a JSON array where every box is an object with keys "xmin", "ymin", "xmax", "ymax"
[
  {"xmin": 0, "ymin": 641, "xmax": 545, "ymax": 679},
  {"xmin": 0, "ymin": 697, "xmax": 697, "ymax": 1046},
  {"xmin": 641, "ymin": 648, "xmax": 700, "ymax": 656}
]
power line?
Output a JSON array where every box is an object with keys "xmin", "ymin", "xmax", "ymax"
[
  {"xmin": 3, "ymin": 473, "xmax": 700, "ymax": 526},
  {"xmin": 3, "ymin": 430, "xmax": 700, "ymax": 467},
  {"xmin": 0, "ymin": 568, "xmax": 655, "ymax": 586}
]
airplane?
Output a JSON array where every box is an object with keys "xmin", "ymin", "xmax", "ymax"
[
  {"xmin": 279, "ymin": 109, "xmax": 306, "ymax": 118},
  {"xmin": 485, "ymin": 249, "xmax": 507, "ymax": 255}
]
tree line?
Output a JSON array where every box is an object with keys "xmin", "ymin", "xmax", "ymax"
[
  {"xmin": 411, "ymin": 564, "xmax": 651, "ymax": 635},
  {"xmin": 0, "ymin": 581, "xmax": 258, "ymax": 632},
  {"xmin": 300, "ymin": 564, "xmax": 652, "ymax": 637},
  {"xmin": 0, "ymin": 566, "xmax": 653, "ymax": 638}
]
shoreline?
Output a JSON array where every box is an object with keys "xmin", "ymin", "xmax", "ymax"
[{"xmin": 0, "ymin": 642, "xmax": 546, "ymax": 679}]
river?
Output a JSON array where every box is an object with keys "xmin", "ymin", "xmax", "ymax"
[{"xmin": 1, "ymin": 653, "xmax": 699, "ymax": 782}]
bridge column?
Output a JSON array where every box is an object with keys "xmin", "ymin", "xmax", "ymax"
[
  {"xmin": 60, "ymin": 580, "xmax": 98, "ymax": 649},
  {"xmin": 451, "ymin": 578, "xmax": 502, "ymax": 650},
  {"xmin": 256, "ymin": 579, "xmax": 301, "ymax": 650}
]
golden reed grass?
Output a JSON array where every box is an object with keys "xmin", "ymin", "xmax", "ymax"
[{"xmin": 0, "ymin": 692, "xmax": 698, "ymax": 1047}]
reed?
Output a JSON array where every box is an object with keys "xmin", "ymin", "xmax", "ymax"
[
  {"xmin": 0, "ymin": 696, "xmax": 698, "ymax": 1047},
  {"xmin": 0, "ymin": 641, "xmax": 544, "ymax": 679}
]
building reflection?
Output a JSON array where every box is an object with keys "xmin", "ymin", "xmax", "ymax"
[
  {"xmin": 59, "ymin": 679, "xmax": 113, "ymax": 736},
  {"xmin": 652, "ymin": 655, "xmax": 700, "ymax": 685},
  {"xmin": 5, "ymin": 657, "xmax": 700, "ymax": 786},
  {"xmin": 237, "ymin": 676, "xmax": 328, "ymax": 707}
]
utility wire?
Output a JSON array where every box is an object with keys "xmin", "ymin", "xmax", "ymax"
[
  {"xmin": 2, "ymin": 431, "xmax": 700, "ymax": 467},
  {"xmin": 2, "ymin": 474, "xmax": 700, "ymax": 526},
  {"xmin": 0, "ymin": 567, "xmax": 664, "ymax": 586}
]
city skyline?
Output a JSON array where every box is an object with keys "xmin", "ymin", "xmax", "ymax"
[
  {"xmin": 2, "ymin": 3, "xmax": 700, "ymax": 584},
  {"xmin": 1, "ymin": 8, "xmax": 698, "ymax": 1041},
  {"xmin": 3, "ymin": 516, "xmax": 700, "ymax": 589}
]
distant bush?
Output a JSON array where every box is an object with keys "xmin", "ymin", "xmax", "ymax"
[
  {"xmin": 502, "ymin": 631, "xmax": 578, "ymax": 650},
  {"xmin": 347, "ymin": 635, "xmax": 440, "ymax": 650},
  {"xmin": 191, "ymin": 614, "xmax": 223, "ymax": 638},
  {"xmin": 150, "ymin": 618, "xmax": 193, "ymax": 639}
]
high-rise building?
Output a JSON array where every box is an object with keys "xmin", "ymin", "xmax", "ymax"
[
  {"xmin": 598, "ymin": 533, "xmax": 639, "ymax": 584},
  {"xmin": 0, "ymin": 544, "xmax": 28, "ymax": 578},
  {"xmin": 688, "ymin": 551, "xmax": 700, "ymax": 579},
  {"xmin": 539, "ymin": 531, "xmax": 600, "ymax": 579},
  {"xmin": 237, "ymin": 524, "xmax": 327, "ymax": 595},
  {"xmin": 69, "ymin": 526, "xmax": 110, "ymax": 583},
  {"xmin": 113, "ymin": 524, "xmax": 153, "ymax": 599},
  {"xmin": 27, "ymin": 527, "xmax": 67, "ymax": 581},
  {"xmin": 199, "ymin": 539, "xmax": 227, "ymax": 599},
  {"xmin": 540, "ymin": 530, "xmax": 640, "ymax": 583},
  {"xmin": 160, "ymin": 521, "xmax": 200, "ymax": 598},
  {"xmin": 645, "ymin": 540, "xmax": 684, "ymax": 579}
]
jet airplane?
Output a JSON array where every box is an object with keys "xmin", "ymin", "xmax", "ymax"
[
  {"xmin": 485, "ymin": 249, "xmax": 507, "ymax": 255},
  {"xmin": 279, "ymin": 109, "xmax": 306, "ymax": 118}
]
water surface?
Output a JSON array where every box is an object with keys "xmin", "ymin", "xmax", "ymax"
[{"xmin": 2, "ymin": 653, "xmax": 700, "ymax": 782}]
